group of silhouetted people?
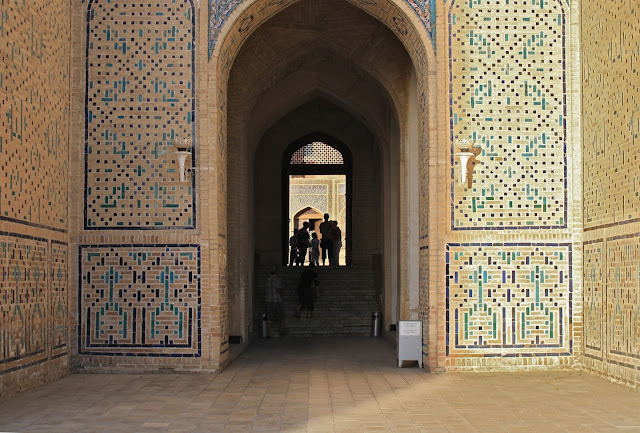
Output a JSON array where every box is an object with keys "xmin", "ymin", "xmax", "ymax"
[{"xmin": 289, "ymin": 213, "xmax": 342, "ymax": 266}]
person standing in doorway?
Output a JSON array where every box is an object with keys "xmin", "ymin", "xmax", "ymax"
[
  {"xmin": 309, "ymin": 232, "xmax": 320, "ymax": 266},
  {"xmin": 265, "ymin": 266, "xmax": 286, "ymax": 337},
  {"xmin": 319, "ymin": 213, "xmax": 333, "ymax": 266},
  {"xmin": 288, "ymin": 229, "xmax": 297, "ymax": 266},
  {"xmin": 295, "ymin": 221, "xmax": 310, "ymax": 265},
  {"xmin": 331, "ymin": 220, "xmax": 342, "ymax": 266}
]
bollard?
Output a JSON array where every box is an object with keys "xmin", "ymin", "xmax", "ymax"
[{"xmin": 370, "ymin": 312, "xmax": 383, "ymax": 337}]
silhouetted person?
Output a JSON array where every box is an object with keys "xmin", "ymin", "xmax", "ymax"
[
  {"xmin": 295, "ymin": 221, "xmax": 310, "ymax": 265},
  {"xmin": 296, "ymin": 262, "xmax": 318, "ymax": 319},
  {"xmin": 331, "ymin": 220, "xmax": 342, "ymax": 266},
  {"xmin": 309, "ymin": 232, "xmax": 320, "ymax": 266},
  {"xmin": 265, "ymin": 266, "xmax": 286, "ymax": 337},
  {"xmin": 319, "ymin": 213, "xmax": 333, "ymax": 266},
  {"xmin": 288, "ymin": 229, "xmax": 297, "ymax": 266}
]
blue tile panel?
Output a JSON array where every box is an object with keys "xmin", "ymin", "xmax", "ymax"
[
  {"xmin": 85, "ymin": 0, "xmax": 196, "ymax": 229},
  {"xmin": 79, "ymin": 245, "xmax": 201, "ymax": 357},
  {"xmin": 446, "ymin": 243, "xmax": 572, "ymax": 357},
  {"xmin": 449, "ymin": 0, "xmax": 567, "ymax": 230}
]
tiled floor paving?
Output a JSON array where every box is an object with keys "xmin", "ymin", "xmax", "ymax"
[{"xmin": 0, "ymin": 337, "xmax": 638, "ymax": 432}]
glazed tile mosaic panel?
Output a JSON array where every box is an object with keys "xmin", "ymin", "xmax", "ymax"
[
  {"xmin": 0, "ymin": 0, "xmax": 70, "ymax": 232},
  {"xmin": 79, "ymin": 245, "xmax": 201, "ymax": 357},
  {"xmin": 84, "ymin": 0, "xmax": 196, "ymax": 229},
  {"xmin": 446, "ymin": 244, "xmax": 572, "ymax": 357},
  {"xmin": 449, "ymin": 0, "xmax": 567, "ymax": 230}
]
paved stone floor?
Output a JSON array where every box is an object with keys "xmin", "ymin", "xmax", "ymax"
[{"xmin": 0, "ymin": 337, "xmax": 639, "ymax": 432}]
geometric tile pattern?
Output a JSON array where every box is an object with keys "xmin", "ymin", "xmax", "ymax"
[
  {"xmin": 582, "ymin": 0, "xmax": 640, "ymax": 230},
  {"xmin": 0, "ymin": 234, "xmax": 48, "ymax": 374},
  {"xmin": 583, "ymin": 240, "xmax": 604, "ymax": 360},
  {"xmin": 208, "ymin": 0, "xmax": 436, "ymax": 56},
  {"xmin": 449, "ymin": 0, "xmax": 567, "ymax": 229},
  {"xmin": 85, "ymin": 0, "xmax": 196, "ymax": 229},
  {"xmin": 446, "ymin": 244, "xmax": 572, "ymax": 357},
  {"xmin": 79, "ymin": 245, "xmax": 201, "ymax": 357},
  {"xmin": 0, "ymin": 0, "xmax": 70, "ymax": 232},
  {"xmin": 606, "ymin": 235, "xmax": 640, "ymax": 370}
]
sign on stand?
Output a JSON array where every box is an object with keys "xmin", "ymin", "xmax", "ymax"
[{"xmin": 397, "ymin": 320, "xmax": 423, "ymax": 368}]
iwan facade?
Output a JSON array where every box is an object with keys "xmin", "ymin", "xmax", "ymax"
[{"xmin": 1, "ymin": 0, "xmax": 639, "ymax": 400}]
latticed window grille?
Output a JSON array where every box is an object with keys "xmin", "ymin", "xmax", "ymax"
[{"xmin": 290, "ymin": 141, "xmax": 344, "ymax": 164}]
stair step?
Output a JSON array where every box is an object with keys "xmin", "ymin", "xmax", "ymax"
[{"xmin": 255, "ymin": 265, "xmax": 379, "ymax": 336}]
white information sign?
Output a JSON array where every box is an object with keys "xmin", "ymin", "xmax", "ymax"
[
  {"xmin": 397, "ymin": 320, "xmax": 423, "ymax": 368},
  {"xmin": 399, "ymin": 321, "xmax": 421, "ymax": 336}
]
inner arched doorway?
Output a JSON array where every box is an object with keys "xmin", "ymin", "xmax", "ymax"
[{"xmin": 283, "ymin": 134, "xmax": 353, "ymax": 266}]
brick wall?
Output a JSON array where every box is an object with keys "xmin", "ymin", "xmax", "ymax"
[
  {"xmin": 582, "ymin": 0, "xmax": 640, "ymax": 386},
  {"xmin": 442, "ymin": 0, "xmax": 581, "ymax": 369},
  {"xmin": 0, "ymin": 0, "xmax": 71, "ymax": 400}
]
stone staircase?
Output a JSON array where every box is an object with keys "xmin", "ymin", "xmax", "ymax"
[{"xmin": 255, "ymin": 265, "xmax": 380, "ymax": 336}]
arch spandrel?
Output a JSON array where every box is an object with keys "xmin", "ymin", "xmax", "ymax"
[{"xmin": 210, "ymin": 0, "xmax": 435, "ymax": 76}]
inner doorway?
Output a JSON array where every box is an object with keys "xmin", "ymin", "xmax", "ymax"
[
  {"xmin": 283, "ymin": 134, "xmax": 352, "ymax": 266},
  {"xmin": 289, "ymin": 174, "xmax": 347, "ymax": 266}
]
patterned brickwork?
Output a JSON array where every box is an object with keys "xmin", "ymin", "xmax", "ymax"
[
  {"xmin": 85, "ymin": 0, "xmax": 196, "ymax": 229},
  {"xmin": 582, "ymin": 0, "xmax": 640, "ymax": 385},
  {"xmin": 606, "ymin": 235, "xmax": 640, "ymax": 370},
  {"xmin": 583, "ymin": 240, "xmax": 604, "ymax": 360},
  {"xmin": 79, "ymin": 245, "xmax": 201, "ymax": 357},
  {"xmin": 50, "ymin": 242, "xmax": 68, "ymax": 358},
  {"xmin": 0, "ymin": 234, "xmax": 48, "ymax": 374},
  {"xmin": 0, "ymin": 0, "xmax": 70, "ymax": 232},
  {"xmin": 446, "ymin": 244, "xmax": 572, "ymax": 357},
  {"xmin": 583, "ymin": 0, "xmax": 640, "ymax": 229},
  {"xmin": 449, "ymin": 0, "xmax": 567, "ymax": 229}
]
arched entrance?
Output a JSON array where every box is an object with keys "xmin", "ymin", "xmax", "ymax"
[
  {"xmin": 283, "ymin": 134, "xmax": 353, "ymax": 266},
  {"xmin": 213, "ymin": 0, "xmax": 435, "ymax": 364}
]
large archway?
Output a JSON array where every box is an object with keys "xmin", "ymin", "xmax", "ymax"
[{"xmin": 211, "ymin": 0, "xmax": 435, "ymax": 366}]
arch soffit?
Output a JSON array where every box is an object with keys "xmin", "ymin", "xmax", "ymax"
[
  {"xmin": 237, "ymin": 52, "xmax": 402, "ymax": 153},
  {"xmin": 212, "ymin": 0, "xmax": 434, "ymax": 86},
  {"xmin": 247, "ymin": 87, "xmax": 395, "ymax": 157},
  {"xmin": 231, "ymin": 41, "xmax": 408, "ymax": 126}
]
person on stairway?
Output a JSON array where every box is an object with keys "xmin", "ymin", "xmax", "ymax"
[
  {"xmin": 296, "ymin": 262, "xmax": 319, "ymax": 319},
  {"xmin": 265, "ymin": 266, "xmax": 287, "ymax": 337}
]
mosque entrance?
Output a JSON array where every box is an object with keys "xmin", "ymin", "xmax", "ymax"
[{"xmin": 224, "ymin": 0, "xmax": 425, "ymax": 346}]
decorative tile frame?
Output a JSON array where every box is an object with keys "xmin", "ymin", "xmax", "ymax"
[
  {"xmin": 84, "ymin": 0, "xmax": 197, "ymax": 230},
  {"xmin": 78, "ymin": 245, "xmax": 201, "ymax": 357},
  {"xmin": 446, "ymin": 243, "xmax": 573, "ymax": 358},
  {"xmin": 448, "ymin": 0, "xmax": 568, "ymax": 230}
]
